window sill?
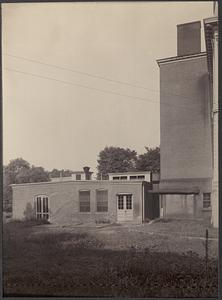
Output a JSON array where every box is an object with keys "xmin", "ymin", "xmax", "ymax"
[{"xmin": 202, "ymin": 207, "xmax": 212, "ymax": 212}]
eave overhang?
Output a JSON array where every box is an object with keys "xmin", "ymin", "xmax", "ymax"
[
  {"xmin": 148, "ymin": 187, "xmax": 200, "ymax": 195},
  {"xmin": 156, "ymin": 52, "xmax": 206, "ymax": 66}
]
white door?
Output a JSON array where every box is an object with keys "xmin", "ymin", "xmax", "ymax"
[{"xmin": 117, "ymin": 194, "xmax": 133, "ymax": 222}]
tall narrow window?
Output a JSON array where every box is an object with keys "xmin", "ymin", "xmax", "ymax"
[
  {"xmin": 96, "ymin": 190, "xmax": 108, "ymax": 212},
  {"xmin": 118, "ymin": 195, "xmax": 124, "ymax": 209},
  {"xmin": 126, "ymin": 194, "xmax": 132, "ymax": 209},
  {"xmin": 76, "ymin": 174, "xmax": 81, "ymax": 180},
  {"xmin": 203, "ymin": 193, "xmax": 211, "ymax": 208},
  {"xmin": 79, "ymin": 191, "xmax": 90, "ymax": 212},
  {"xmin": 36, "ymin": 196, "xmax": 49, "ymax": 220}
]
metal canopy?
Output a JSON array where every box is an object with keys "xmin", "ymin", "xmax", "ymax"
[{"xmin": 148, "ymin": 187, "xmax": 200, "ymax": 195}]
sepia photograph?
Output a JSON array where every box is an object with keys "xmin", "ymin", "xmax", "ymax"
[{"xmin": 2, "ymin": 1, "xmax": 219, "ymax": 298}]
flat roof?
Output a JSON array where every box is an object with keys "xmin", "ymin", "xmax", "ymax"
[
  {"xmin": 157, "ymin": 52, "xmax": 206, "ymax": 66},
  {"xmin": 11, "ymin": 180, "xmax": 148, "ymax": 188},
  {"xmin": 108, "ymin": 171, "xmax": 150, "ymax": 176}
]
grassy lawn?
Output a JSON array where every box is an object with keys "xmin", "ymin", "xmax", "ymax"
[{"xmin": 3, "ymin": 220, "xmax": 218, "ymax": 297}]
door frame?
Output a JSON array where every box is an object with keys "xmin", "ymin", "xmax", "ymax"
[
  {"xmin": 35, "ymin": 194, "xmax": 50, "ymax": 221},
  {"xmin": 116, "ymin": 193, "xmax": 134, "ymax": 222}
]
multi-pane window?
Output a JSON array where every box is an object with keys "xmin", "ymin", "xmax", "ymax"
[
  {"xmin": 36, "ymin": 196, "xmax": 49, "ymax": 220},
  {"xmin": 76, "ymin": 174, "xmax": 81, "ymax": 180},
  {"xmin": 120, "ymin": 176, "xmax": 127, "ymax": 180},
  {"xmin": 118, "ymin": 195, "xmax": 124, "ymax": 209},
  {"xmin": 96, "ymin": 190, "xmax": 108, "ymax": 212},
  {"xmin": 203, "ymin": 193, "xmax": 211, "ymax": 208},
  {"xmin": 113, "ymin": 176, "xmax": 120, "ymax": 180},
  {"xmin": 130, "ymin": 175, "xmax": 145, "ymax": 180},
  {"xmin": 79, "ymin": 191, "xmax": 90, "ymax": 212},
  {"xmin": 126, "ymin": 195, "xmax": 132, "ymax": 209}
]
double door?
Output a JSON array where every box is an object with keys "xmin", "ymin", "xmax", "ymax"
[{"xmin": 117, "ymin": 194, "xmax": 133, "ymax": 222}]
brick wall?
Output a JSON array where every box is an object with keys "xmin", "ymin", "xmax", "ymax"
[{"xmin": 12, "ymin": 181, "xmax": 143, "ymax": 224}]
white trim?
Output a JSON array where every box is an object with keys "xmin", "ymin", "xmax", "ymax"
[
  {"xmin": 35, "ymin": 194, "xmax": 50, "ymax": 221},
  {"xmin": 116, "ymin": 192, "xmax": 133, "ymax": 195},
  {"xmin": 116, "ymin": 193, "xmax": 134, "ymax": 222},
  {"xmin": 108, "ymin": 171, "xmax": 150, "ymax": 175},
  {"xmin": 11, "ymin": 180, "xmax": 145, "ymax": 187},
  {"xmin": 143, "ymin": 184, "xmax": 146, "ymax": 222}
]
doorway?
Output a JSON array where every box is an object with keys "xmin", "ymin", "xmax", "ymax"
[{"xmin": 117, "ymin": 194, "xmax": 133, "ymax": 222}]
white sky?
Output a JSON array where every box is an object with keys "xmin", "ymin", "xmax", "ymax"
[{"xmin": 2, "ymin": 1, "xmax": 213, "ymax": 173}]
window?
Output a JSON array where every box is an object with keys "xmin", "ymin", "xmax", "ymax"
[
  {"xmin": 138, "ymin": 175, "xmax": 145, "ymax": 180},
  {"xmin": 120, "ymin": 176, "xmax": 127, "ymax": 180},
  {"xmin": 118, "ymin": 195, "xmax": 124, "ymax": 209},
  {"xmin": 113, "ymin": 176, "xmax": 120, "ymax": 180},
  {"xmin": 130, "ymin": 176, "xmax": 137, "ymax": 180},
  {"xmin": 36, "ymin": 196, "xmax": 49, "ymax": 220},
  {"xmin": 96, "ymin": 190, "xmax": 108, "ymax": 212},
  {"xmin": 203, "ymin": 193, "xmax": 211, "ymax": 208},
  {"xmin": 76, "ymin": 174, "xmax": 81, "ymax": 180},
  {"xmin": 79, "ymin": 191, "xmax": 90, "ymax": 212},
  {"xmin": 126, "ymin": 195, "xmax": 132, "ymax": 209}
]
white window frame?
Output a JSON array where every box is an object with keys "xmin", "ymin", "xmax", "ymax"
[
  {"xmin": 203, "ymin": 193, "xmax": 211, "ymax": 209},
  {"xmin": 35, "ymin": 195, "xmax": 50, "ymax": 221}
]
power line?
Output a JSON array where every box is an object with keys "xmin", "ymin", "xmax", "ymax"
[
  {"xmin": 4, "ymin": 67, "xmax": 197, "ymax": 112},
  {"xmin": 4, "ymin": 67, "xmax": 157, "ymax": 103},
  {"xmin": 3, "ymin": 53, "xmax": 150, "ymax": 91},
  {"xmin": 3, "ymin": 53, "xmax": 201, "ymax": 101}
]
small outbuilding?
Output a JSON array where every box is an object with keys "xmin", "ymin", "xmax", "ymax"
[{"xmin": 11, "ymin": 179, "xmax": 158, "ymax": 225}]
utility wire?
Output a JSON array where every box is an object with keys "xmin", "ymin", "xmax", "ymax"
[
  {"xmin": 4, "ymin": 53, "xmax": 150, "ymax": 91},
  {"xmin": 3, "ymin": 53, "xmax": 201, "ymax": 101},
  {"xmin": 4, "ymin": 67, "xmax": 198, "ymax": 111}
]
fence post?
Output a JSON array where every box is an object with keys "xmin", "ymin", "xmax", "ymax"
[{"xmin": 205, "ymin": 228, "xmax": 209, "ymax": 276}]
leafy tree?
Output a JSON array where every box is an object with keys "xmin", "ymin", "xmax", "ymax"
[
  {"xmin": 50, "ymin": 169, "xmax": 61, "ymax": 178},
  {"xmin": 3, "ymin": 158, "xmax": 50, "ymax": 212},
  {"xmin": 29, "ymin": 166, "xmax": 50, "ymax": 182},
  {"xmin": 136, "ymin": 146, "xmax": 160, "ymax": 172},
  {"xmin": 4, "ymin": 158, "xmax": 30, "ymax": 184},
  {"xmin": 15, "ymin": 168, "xmax": 31, "ymax": 183},
  {"xmin": 49, "ymin": 168, "xmax": 73, "ymax": 178},
  {"xmin": 97, "ymin": 146, "xmax": 137, "ymax": 179},
  {"xmin": 61, "ymin": 169, "xmax": 73, "ymax": 177}
]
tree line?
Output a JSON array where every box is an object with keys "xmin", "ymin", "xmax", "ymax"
[{"xmin": 3, "ymin": 146, "xmax": 160, "ymax": 212}]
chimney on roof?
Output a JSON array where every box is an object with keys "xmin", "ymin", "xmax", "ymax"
[
  {"xmin": 177, "ymin": 21, "xmax": 201, "ymax": 56},
  {"xmin": 83, "ymin": 166, "xmax": 91, "ymax": 180}
]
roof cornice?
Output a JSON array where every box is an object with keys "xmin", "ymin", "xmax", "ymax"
[
  {"xmin": 157, "ymin": 52, "xmax": 206, "ymax": 66},
  {"xmin": 204, "ymin": 16, "xmax": 218, "ymax": 82}
]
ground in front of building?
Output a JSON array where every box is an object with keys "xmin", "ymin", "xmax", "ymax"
[{"xmin": 3, "ymin": 219, "xmax": 218, "ymax": 297}]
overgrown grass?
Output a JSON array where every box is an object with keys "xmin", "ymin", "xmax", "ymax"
[{"xmin": 3, "ymin": 221, "xmax": 218, "ymax": 297}]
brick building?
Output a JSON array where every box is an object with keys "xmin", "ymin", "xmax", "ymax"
[{"xmin": 11, "ymin": 178, "xmax": 160, "ymax": 224}]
